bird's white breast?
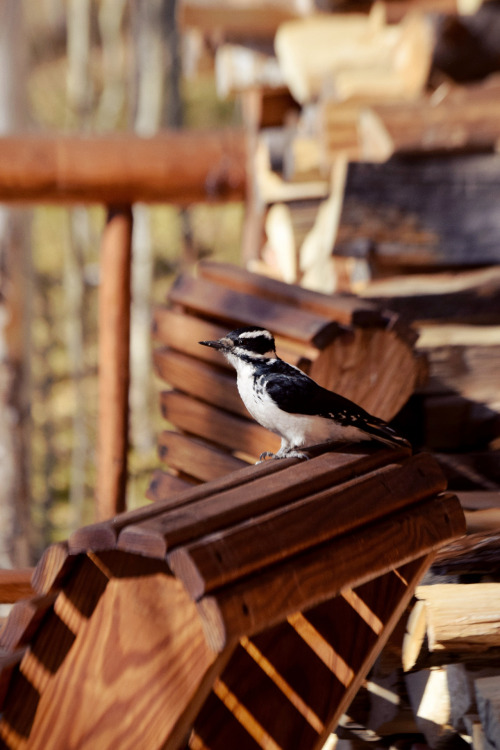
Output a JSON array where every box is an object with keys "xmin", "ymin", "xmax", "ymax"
[{"xmin": 233, "ymin": 358, "xmax": 366, "ymax": 449}]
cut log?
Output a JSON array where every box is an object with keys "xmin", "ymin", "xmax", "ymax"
[
  {"xmin": 432, "ymin": 530, "xmax": 500, "ymax": 577},
  {"xmin": 275, "ymin": 9, "xmax": 432, "ymax": 105},
  {"xmin": 359, "ymin": 77, "xmax": 500, "ymax": 161},
  {"xmin": 475, "ymin": 675, "xmax": 500, "ymax": 750},
  {"xmin": 336, "ymin": 155, "xmax": 500, "ymax": 267},
  {"xmin": 215, "ymin": 44, "xmax": 285, "ymax": 99},
  {"xmin": 403, "ymin": 583, "xmax": 500, "ymax": 671}
]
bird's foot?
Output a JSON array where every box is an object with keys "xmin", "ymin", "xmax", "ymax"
[
  {"xmin": 257, "ymin": 451, "xmax": 276, "ymax": 463},
  {"xmin": 256, "ymin": 449, "xmax": 309, "ymax": 463}
]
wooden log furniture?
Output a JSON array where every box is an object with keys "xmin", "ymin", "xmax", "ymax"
[
  {"xmin": 0, "ymin": 261, "xmax": 465, "ymax": 748},
  {"xmin": 0, "ymin": 446, "xmax": 464, "ymax": 749}
]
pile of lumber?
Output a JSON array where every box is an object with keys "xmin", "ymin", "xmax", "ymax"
[{"xmin": 181, "ymin": 0, "xmax": 500, "ymax": 471}]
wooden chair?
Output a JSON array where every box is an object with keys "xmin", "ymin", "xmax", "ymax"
[{"xmin": 0, "ymin": 264, "xmax": 464, "ymax": 750}]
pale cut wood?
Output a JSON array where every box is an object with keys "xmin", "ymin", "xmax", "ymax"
[
  {"xmin": 97, "ymin": 206, "xmax": 132, "ymax": 520},
  {"xmin": 275, "ymin": 8, "xmax": 387, "ymax": 104},
  {"xmin": 275, "ymin": 9, "xmax": 431, "ymax": 105},
  {"xmin": 215, "ymin": 44, "xmax": 285, "ymax": 99},
  {"xmin": 360, "ymin": 79, "xmax": 500, "ymax": 162},
  {"xmin": 0, "ymin": 568, "xmax": 34, "ymax": 604},
  {"xmin": 157, "ymin": 431, "xmax": 247, "ymax": 483},
  {"xmin": 0, "ymin": 132, "xmax": 247, "ymax": 204},
  {"xmin": 118, "ymin": 447, "xmax": 409, "ymax": 559},
  {"xmin": 196, "ymin": 493, "xmax": 464, "ymax": 651},
  {"xmin": 167, "ymin": 453, "xmax": 446, "ymax": 598},
  {"xmin": 417, "ymin": 583, "xmax": 500, "ymax": 654}
]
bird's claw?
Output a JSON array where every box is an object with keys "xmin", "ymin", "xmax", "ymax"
[
  {"xmin": 256, "ymin": 449, "xmax": 309, "ymax": 463},
  {"xmin": 257, "ymin": 451, "xmax": 276, "ymax": 463}
]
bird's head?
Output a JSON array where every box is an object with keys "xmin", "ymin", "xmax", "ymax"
[{"xmin": 199, "ymin": 327, "xmax": 277, "ymax": 364}]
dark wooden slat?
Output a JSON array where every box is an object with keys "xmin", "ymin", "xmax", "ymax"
[
  {"xmin": 198, "ymin": 260, "xmax": 391, "ymax": 330},
  {"xmin": 153, "ymin": 348, "xmax": 246, "ymax": 417},
  {"xmin": 0, "ymin": 595, "xmax": 56, "ymax": 651},
  {"xmin": 147, "ymin": 472, "xmax": 195, "ymax": 502},
  {"xmin": 160, "ymin": 390, "xmax": 278, "ymax": 459},
  {"xmin": 168, "ymin": 274, "xmax": 340, "ymax": 348},
  {"xmin": 167, "ymin": 453, "xmax": 447, "ymax": 598},
  {"xmin": 117, "ymin": 446, "xmax": 409, "ymax": 559},
  {"xmin": 158, "ymin": 431, "xmax": 247, "ymax": 483},
  {"xmin": 31, "ymin": 542, "xmax": 72, "ymax": 596},
  {"xmin": 152, "ymin": 307, "xmax": 313, "ymax": 369},
  {"xmin": 190, "ymin": 691, "xmax": 263, "ymax": 750},
  {"xmin": 69, "ymin": 453, "xmax": 292, "ymax": 553},
  {"xmin": 196, "ymin": 493, "xmax": 464, "ymax": 651},
  {"xmin": 217, "ymin": 643, "xmax": 320, "ymax": 749}
]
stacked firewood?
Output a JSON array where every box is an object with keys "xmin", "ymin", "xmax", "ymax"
[{"xmin": 179, "ymin": 3, "xmax": 500, "ymax": 749}]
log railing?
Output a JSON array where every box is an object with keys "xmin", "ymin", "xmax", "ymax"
[{"xmin": 0, "ymin": 131, "xmax": 247, "ymax": 520}]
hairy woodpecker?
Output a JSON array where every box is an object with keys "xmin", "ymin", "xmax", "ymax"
[{"xmin": 199, "ymin": 326, "xmax": 410, "ymax": 461}]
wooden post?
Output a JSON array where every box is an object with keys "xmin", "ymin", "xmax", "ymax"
[{"xmin": 97, "ymin": 205, "xmax": 133, "ymax": 520}]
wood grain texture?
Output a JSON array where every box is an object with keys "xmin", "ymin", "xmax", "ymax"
[
  {"xmin": 167, "ymin": 453, "xmax": 446, "ymax": 598},
  {"xmin": 159, "ymin": 389, "xmax": 279, "ymax": 460},
  {"xmin": 157, "ymin": 431, "xmax": 247, "ymax": 483},
  {"xmin": 192, "ymin": 556, "xmax": 433, "ymax": 750},
  {"xmin": 97, "ymin": 206, "xmax": 132, "ymax": 521},
  {"xmin": 117, "ymin": 447, "xmax": 408, "ymax": 559},
  {"xmin": 0, "ymin": 131, "xmax": 247, "ymax": 204},
  {"xmin": 30, "ymin": 542, "xmax": 71, "ymax": 595},
  {"xmin": 196, "ymin": 493, "xmax": 464, "ymax": 651},
  {"xmin": 153, "ymin": 348, "xmax": 247, "ymax": 418},
  {"xmin": 0, "ymin": 569, "xmax": 35, "ymax": 604},
  {"xmin": 336, "ymin": 155, "xmax": 500, "ymax": 266},
  {"xmin": 168, "ymin": 273, "xmax": 340, "ymax": 349},
  {"xmin": 70, "ymin": 450, "xmax": 292, "ymax": 553},
  {"xmin": 16, "ymin": 574, "xmax": 220, "ymax": 750}
]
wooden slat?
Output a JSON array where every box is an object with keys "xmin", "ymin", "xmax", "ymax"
[
  {"xmin": 97, "ymin": 205, "xmax": 132, "ymax": 521},
  {"xmin": 148, "ymin": 472, "xmax": 195, "ymax": 501},
  {"xmin": 117, "ymin": 446, "xmax": 409, "ymax": 559},
  {"xmin": 0, "ymin": 131, "xmax": 247, "ymax": 204},
  {"xmin": 196, "ymin": 493, "xmax": 464, "ymax": 651},
  {"xmin": 160, "ymin": 389, "xmax": 277, "ymax": 459},
  {"xmin": 167, "ymin": 453, "xmax": 447, "ymax": 598},
  {"xmin": 158, "ymin": 431, "xmax": 247, "ymax": 483},
  {"xmin": 153, "ymin": 307, "xmax": 317, "ymax": 371},
  {"xmin": 168, "ymin": 274, "xmax": 340, "ymax": 348},
  {"xmin": 69, "ymin": 453, "xmax": 293, "ymax": 553},
  {"xmin": 153, "ymin": 348, "xmax": 246, "ymax": 417},
  {"xmin": 197, "ymin": 260, "xmax": 386, "ymax": 329},
  {"xmin": 0, "ymin": 568, "xmax": 35, "ymax": 604},
  {"xmin": 0, "ymin": 594, "xmax": 56, "ymax": 651},
  {"xmin": 31, "ymin": 542, "xmax": 72, "ymax": 596}
]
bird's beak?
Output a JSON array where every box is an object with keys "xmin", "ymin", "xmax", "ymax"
[{"xmin": 199, "ymin": 337, "xmax": 229, "ymax": 351}]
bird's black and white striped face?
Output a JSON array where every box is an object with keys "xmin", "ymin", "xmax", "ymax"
[{"xmin": 199, "ymin": 327, "xmax": 277, "ymax": 363}]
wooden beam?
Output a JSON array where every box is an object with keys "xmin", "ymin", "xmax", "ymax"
[
  {"xmin": 0, "ymin": 131, "xmax": 247, "ymax": 204},
  {"xmin": 0, "ymin": 568, "xmax": 34, "ymax": 604},
  {"xmin": 97, "ymin": 206, "xmax": 133, "ymax": 521}
]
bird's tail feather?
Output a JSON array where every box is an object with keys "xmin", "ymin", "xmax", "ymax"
[{"xmin": 362, "ymin": 420, "xmax": 411, "ymax": 450}]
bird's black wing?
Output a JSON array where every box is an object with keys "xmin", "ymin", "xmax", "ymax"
[{"xmin": 262, "ymin": 360, "xmax": 410, "ymax": 448}]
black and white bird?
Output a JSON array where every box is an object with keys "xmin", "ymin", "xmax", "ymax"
[{"xmin": 199, "ymin": 326, "xmax": 410, "ymax": 461}]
